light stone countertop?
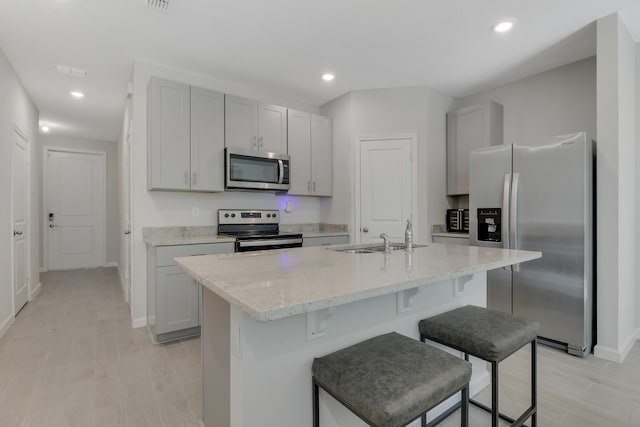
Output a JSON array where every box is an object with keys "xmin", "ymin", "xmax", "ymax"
[{"xmin": 175, "ymin": 243, "xmax": 541, "ymax": 322}]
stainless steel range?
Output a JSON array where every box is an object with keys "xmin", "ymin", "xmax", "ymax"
[{"xmin": 218, "ymin": 209, "xmax": 303, "ymax": 252}]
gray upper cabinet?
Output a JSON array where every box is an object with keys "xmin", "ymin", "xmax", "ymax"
[
  {"xmin": 148, "ymin": 78, "xmax": 191, "ymax": 190},
  {"xmin": 225, "ymin": 95, "xmax": 259, "ymax": 150},
  {"xmin": 447, "ymin": 101, "xmax": 503, "ymax": 195},
  {"xmin": 191, "ymin": 86, "xmax": 225, "ymax": 192},
  {"xmin": 225, "ymin": 95, "xmax": 287, "ymax": 153},
  {"xmin": 287, "ymin": 109, "xmax": 332, "ymax": 196},
  {"xmin": 310, "ymin": 114, "xmax": 332, "ymax": 196},
  {"xmin": 148, "ymin": 77, "xmax": 225, "ymax": 192}
]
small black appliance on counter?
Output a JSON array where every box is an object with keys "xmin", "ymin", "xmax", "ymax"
[{"xmin": 446, "ymin": 209, "xmax": 469, "ymax": 232}]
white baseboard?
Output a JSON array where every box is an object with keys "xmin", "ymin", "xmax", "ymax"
[
  {"xmin": 29, "ymin": 282, "xmax": 42, "ymax": 301},
  {"xmin": 39, "ymin": 267, "xmax": 47, "ymax": 273},
  {"xmin": 594, "ymin": 329, "xmax": 640, "ymax": 363},
  {"xmin": 103, "ymin": 262, "xmax": 118, "ymax": 268},
  {"xmin": 132, "ymin": 317, "xmax": 146, "ymax": 329},
  {"xmin": 0, "ymin": 314, "xmax": 15, "ymax": 340}
]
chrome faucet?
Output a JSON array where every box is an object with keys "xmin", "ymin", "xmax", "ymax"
[
  {"xmin": 404, "ymin": 219, "xmax": 413, "ymax": 252},
  {"xmin": 379, "ymin": 233, "xmax": 391, "ymax": 254}
]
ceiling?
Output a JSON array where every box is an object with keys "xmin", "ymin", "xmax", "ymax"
[{"xmin": 1, "ymin": 0, "xmax": 640, "ymax": 142}]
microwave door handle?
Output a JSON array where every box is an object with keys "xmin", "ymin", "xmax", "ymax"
[{"xmin": 278, "ymin": 160, "xmax": 284, "ymax": 184}]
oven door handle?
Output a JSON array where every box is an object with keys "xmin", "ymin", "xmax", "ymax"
[{"xmin": 237, "ymin": 238, "xmax": 303, "ymax": 248}]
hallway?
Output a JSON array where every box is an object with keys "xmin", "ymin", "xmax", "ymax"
[{"xmin": 0, "ymin": 268, "xmax": 201, "ymax": 427}]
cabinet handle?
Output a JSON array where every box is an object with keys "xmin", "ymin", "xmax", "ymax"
[
  {"xmin": 313, "ymin": 181, "xmax": 316, "ymax": 192},
  {"xmin": 252, "ymin": 136, "xmax": 257, "ymax": 148},
  {"xmin": 259, "ymin": 136, "xmax": 263, "ymax": 148},
  {"xmin": 185, "ymin": 171, "xmax": 189, "ymax": 185},
  {"xmin": 307, "ymin": 181, "xmax": 311, "ymax": 192},
  {"xmin": 193, "ymin": 172, "xmax": 198, "ymax": 186}
]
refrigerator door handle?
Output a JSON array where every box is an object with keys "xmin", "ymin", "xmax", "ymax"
[
  {"xmin": 502, "ymin": 173, "xmax": 511, "ymax": 271},
  {"xmin": 510, "ymin": 172, "xmax": 520, "ymax": 272}
]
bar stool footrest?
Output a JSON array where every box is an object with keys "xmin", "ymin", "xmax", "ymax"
[{"xmin": 469, "ymin": 398, "xmax": 534, "ymax": 427}]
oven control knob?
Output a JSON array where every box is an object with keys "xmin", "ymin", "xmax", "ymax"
[
  {"xmin": 231, "ymin": 213, "xmax": 236, "ymax": 218},
  {"xmin": 266, "ymin": 214, "xmax": 271, "ymax": 218},
  {"xmin": 272, "ymin": 213, "xmax": 277, "ymax": 218},
  {"xmin": 224, "ymin": 213, "xmax": 229, "ymax": 218}
]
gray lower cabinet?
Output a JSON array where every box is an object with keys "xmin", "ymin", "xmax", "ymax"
[
  {"xmin": 302, "ymin": 235, "xmax": 349, "ymax": 247},
  {"xmin": 432, "ymin": 236, "xmax": 469, "ymax": 246},
  {"xmin": 147, "ymin": 241, "xmax": 234, "ymax": 343}
]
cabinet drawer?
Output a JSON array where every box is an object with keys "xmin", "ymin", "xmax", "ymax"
[
  {"xmin": 302, "ymin": 235, "xmax": 349, "ymax": 247},
  {"xmin": 156, "ymin": 242, "xmax": 234, "ymax": 266}
]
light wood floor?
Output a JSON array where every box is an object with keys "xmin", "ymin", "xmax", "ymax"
[
  {"xmin": 0, "ymin": 268, "xmax": 201, "ymax": 427},
  {"xmin": 1, "ymin": 268, "xmax": 639, "ymax": 427}
]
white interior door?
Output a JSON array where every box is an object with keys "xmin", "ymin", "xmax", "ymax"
[
  {"xmin": 358, "ymin": 138, "xmax": 413, "ymax": 243},
  {"xmin": 47, "ymin": 150, "xmax": 106, "ymax": 270},
  {"xmin": 124, "ymin": 129, "xmax": 132, "ymax": 301},
  {"xmin": 13, "ymin": 130, "xmax": 29, "ymax": 314}
]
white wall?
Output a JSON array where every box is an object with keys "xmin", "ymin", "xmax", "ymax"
[
  {"xmin": 595, "ymin": 13, "xmax": 637, "ymax": 362},
  {"xmin": 453, "ymin": 56, "xmax": 597, "ymax": 146},
  {"xmin": 129, "ymin": 61, "xmax": 325, "ymax": 327},
  {"xmin": 38, "ymin": 134, "xmax": 119, "ymax": 267},
  {"xmin": 636, "ymin": 43, "xmax": 640, "ymax": 333},
  {"xmin": 0, "ymin": 46, "xmax": 39, "ymax": 335},
  {"xmin": 320, "ymin": 87, "xmax": 454, "ymax": 243}
]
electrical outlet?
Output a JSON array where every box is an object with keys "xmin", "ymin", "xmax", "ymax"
[{"xmin": 192, "ymin": 207, "xmax": 199, "ymax": 217}]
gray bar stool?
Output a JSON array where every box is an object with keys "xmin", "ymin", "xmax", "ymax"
[
  {"xmin": 419, "ymin": 305, "xmax": 539, "ymax": 427},
  {"xmin": 312, "ymin": 332, "xmax": 472, "ymax": 427}
]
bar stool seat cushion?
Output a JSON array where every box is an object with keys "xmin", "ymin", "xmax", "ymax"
[
  {"xmin": 312, "ymin": 332, "xmax": 471, "ymax": 427},
  {"xmin": 419, "ymin": 305, "xmax": 540, "ymax": 362}
]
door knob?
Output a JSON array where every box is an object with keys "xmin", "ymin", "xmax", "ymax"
[
  {"xmin": 13, "ymin": 230, "xmax": 23, "ymax": 236},
  {"xmin": 362, "ymin": 227, "xmax": 369, "ymax": 233},
  {"xmin": 124, "ymin": 230, "xmax": 131, "ymax": 235},
  {"xmin": 49, "ymin": 224, "xmax": 58, "ymax": 228}
]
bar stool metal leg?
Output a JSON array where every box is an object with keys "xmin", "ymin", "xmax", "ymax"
[
  {"xmin": 313, "ymin": 379, "xmax": 319, "ymax": 427},
  {"xmin": 531, "ymin": 340, "xmax": 537, "ymax": 427},
  {"xmin": 461, "ymin": 384, "xmax": 469, "ymax": 427},
  {"xmin": 492, "ymin": 361, "xmax": 499, "ymax": 427}
]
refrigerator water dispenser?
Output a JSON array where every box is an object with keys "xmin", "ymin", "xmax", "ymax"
[{"xmin": 477, "ymin": 208, "xmax": 501, "ymax": 242}]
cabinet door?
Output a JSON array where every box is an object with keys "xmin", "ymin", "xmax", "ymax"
[
  {"xmin": 225, "ymin": 95, "xmax": 258, "ymax": 150},
  {"xmin": 258, "ymin": 103, "xmax": 287, "ymax": 153},
  {"xmin": 447, "ymin": 102, "xmax": 503, "ymax": 195},
  {"xmin": 310, "ymin": 114, "xmax": 332, "ymax": 196},
  {"xmin": 191, "ymin": 87, "xmax": 225, "ymax": 192},
  {"xmin": 287, "ymin": 109, "xmax": 312, "ymax": 195},
  {"xmin": 156, "ymin": 266, "xmax": 199, "ymax": 334},
  {"xmin": 302, "ymin": 235, "xmax": 349, "ymax": 247},
  {"xmin": 148, "ymin": 78, "xmax": 191, "ymax": 190}
]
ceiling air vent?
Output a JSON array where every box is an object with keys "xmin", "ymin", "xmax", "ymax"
[{"xmin": 146, "ymin": 0, "xmax": 170, "ymax": 11}]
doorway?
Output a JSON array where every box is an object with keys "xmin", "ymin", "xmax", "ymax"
[
  {"xmin": 12, "ymin": 128, "xmax": 30, "ymax": 315},
  {"xmin": 354, "ymin": 135, "xmax": 418, "ymax": 244},
  {"xmin": 44, "ymin": 148, "xmax": 106, "ymax": 270}
]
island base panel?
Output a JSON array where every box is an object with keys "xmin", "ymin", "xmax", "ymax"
[{"xmin": 202, "ymin": 273, "xmax": 489, "ymax": 427}]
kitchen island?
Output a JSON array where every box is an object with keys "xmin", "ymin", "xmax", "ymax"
[{"xmin": 175, "ymin": 243, "xmax": 541, "ymax": 427}]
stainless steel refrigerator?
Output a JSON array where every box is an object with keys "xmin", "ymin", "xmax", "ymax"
[{"xmin": 469, "ymin": 132, "xmax": 593, "ymax": 357}]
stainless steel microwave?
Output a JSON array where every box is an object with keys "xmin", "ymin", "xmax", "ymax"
[{"xmin": 225, "ymin": 148, "xmax": 290, "ymax": 192}]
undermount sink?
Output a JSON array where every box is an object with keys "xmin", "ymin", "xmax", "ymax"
[{"xmin": 332, "ymin": 243, "xmax": 426, "ymax": 254}]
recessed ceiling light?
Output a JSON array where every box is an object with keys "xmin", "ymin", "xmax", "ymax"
[
  {"xmin": 493, "ymin": 20, "xmax": 515, "ymax": 33},
  {"xmin": 70, "ymin": 91, "xmax": 85, "ymax": 98},
  {"xmin": 41, "ymin": 126, "xmax": 50, "ymax": 133},
  {"xmin": 322, "ymin": 73, "xmax": 335, "ymax": 82}
]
